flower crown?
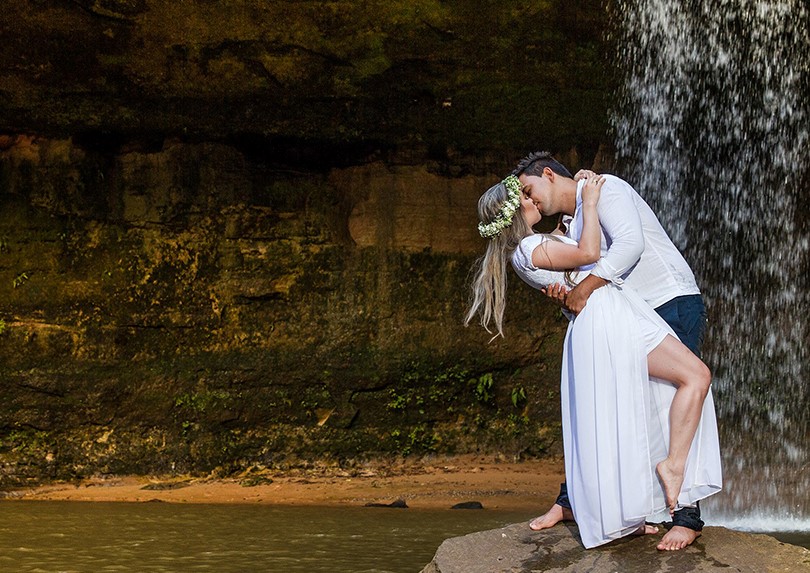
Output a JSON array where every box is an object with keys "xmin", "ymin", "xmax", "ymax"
[{"xmin": 478, "ymin": 175, "xmax": 522, "ymax": 238}]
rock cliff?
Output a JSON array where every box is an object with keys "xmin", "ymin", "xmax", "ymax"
[
  {"xmin": 0, "ymin": 135, "xmax": 574, "ymax": 484},
  {"xmin": 0, "ymin": 1, "xmax": 614, "ymax": 483},
  {"xmin": 0, "ymin": 0, "xmax": 611, "ymax": 152}
]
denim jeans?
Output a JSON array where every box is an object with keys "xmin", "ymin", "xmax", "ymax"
[
  {"xmin": 554, "ymin": 294, "xmax": 707, "ymax": 531},
  {"xmin": 653, "ymin": 294, "xmax": 707, "ymax": 359}
]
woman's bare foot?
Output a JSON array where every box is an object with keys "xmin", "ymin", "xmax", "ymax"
[
  {"xmin": 528, "ymin": 503, "xmax": 574, "ymax": 530},
  {"xmin": 657, "ymin": 526, "xmax": 701, "ymax": 550},
  {"xmin": 632, "ymin": 523, "xmax": 659, "ymax": 536},
  {"xmin": 656, "ymin": 458, "xmax": 685, "ymax": 514}
]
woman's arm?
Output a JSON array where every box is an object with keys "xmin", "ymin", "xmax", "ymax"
[{"xmin": 531, "ymin": 175, "xmax": 604, "ymax": 270}]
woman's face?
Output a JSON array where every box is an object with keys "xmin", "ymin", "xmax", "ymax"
[{"xmin": 520, "ymin": 191, "xmax": 541, "ymax": 227}]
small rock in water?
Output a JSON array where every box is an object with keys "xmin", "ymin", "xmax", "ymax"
[
  {"xmin": 364, "ymin": 498, "xmax": 408, "ymax": 508},
  {"xmin": 451, "ymin": 501, "xmax": 484, "ymax": 510}
]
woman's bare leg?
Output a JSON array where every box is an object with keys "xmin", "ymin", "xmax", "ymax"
[{"xmin": 647, "ymin": 335, "xmax": 712, "ymax": 513}]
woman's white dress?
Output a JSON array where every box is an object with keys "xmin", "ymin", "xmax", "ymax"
[{"xmin": 512, "ymin": 234, "xmax": 722, "ymax": 548}]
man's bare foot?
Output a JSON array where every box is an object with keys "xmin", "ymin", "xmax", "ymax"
[
  {"xmin": 528, "ymin": 503, "xmax": 574, "ymax": 530},
  {"xmin": 657, "ymin": 525, "xmax": 701, "ymax": 550},
  {"xmin": 656, "ymin": 458, "xmax": 685, "ymax": 514},
  {"xmin": 632, "ymin": 523, "xmax": 659, "ymax": 536}
]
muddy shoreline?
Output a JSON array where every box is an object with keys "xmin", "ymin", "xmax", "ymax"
[{"xmin": 3, "ymin": 455, "xmax": 565, "ymax": 512}]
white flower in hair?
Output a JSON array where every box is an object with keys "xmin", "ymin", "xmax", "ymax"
[{"xmin": 478, "ymin": 175, "xmax": 522, "ymax": 238}]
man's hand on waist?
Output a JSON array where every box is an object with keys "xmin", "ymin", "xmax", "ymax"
[{"xmin": 566, "ymin": 274, "xmax": 609, "ymax": 315}]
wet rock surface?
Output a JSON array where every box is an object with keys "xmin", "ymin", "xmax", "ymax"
[{"xmin": 421, "ymin": 523, "xmax": 810, "ymax": 573}]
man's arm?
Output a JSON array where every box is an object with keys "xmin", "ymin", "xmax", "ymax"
[
  {"xmin": 560, "ymin": 178, "xmax": 645, "ymax": 314},
  {"xmin": 561, "ymin": 274, "xmax": 607, "ymax": 314},
  {"xmin": 590, "ymin": 177, "xmax": 645, "ymax": 282}
]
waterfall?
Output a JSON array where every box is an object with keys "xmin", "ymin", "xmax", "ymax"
[{"xmin": 611, "ymin": 0, "xmax": 809, "ymax": 529}]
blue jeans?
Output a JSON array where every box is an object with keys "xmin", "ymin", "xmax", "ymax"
[
  {"xmin": 654, "ymin": 294, "xmax": 707, "ymax": 359},
  {"xmin": 554, "ymin": 294, "xmax": 707, "ymax": 531}
]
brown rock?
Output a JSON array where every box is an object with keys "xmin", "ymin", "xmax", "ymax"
[
  {"xmin": 0, "ymin": 136, "xmax": 568, "ymax": 483},
  {"xmin": 420, "ymin": 523, "xmax": 810, "ymax": 573},
  {"xmin": 0, "ymin": 1, "xmax": 610, "ymax": 150}
]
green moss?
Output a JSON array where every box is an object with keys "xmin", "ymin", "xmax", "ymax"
[
  {"xmin": 511, "ymin": 386, "xmax": 527, "ymax": 408},
  {"xmin": 388, "ymin": 423, "xmax": 439, "ymax": 456},
  {"xmin": 471, "ymin": 373, "xmax": 495, "ymax": 404},
  {"xmin": 174, "ymin": 389, "xmax": 232, "ymax": 414},
  {"xmin": 2, "ymin": 429, "xmax": 51, "ymax": 457}
]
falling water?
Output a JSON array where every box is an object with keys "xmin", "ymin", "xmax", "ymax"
[{"xmin": 611, "ymin": 0, "xmax": 809, "ymax": 529}]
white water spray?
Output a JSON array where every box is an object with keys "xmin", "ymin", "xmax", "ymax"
[{"xmin": 612, "ymin": 0, "xmax": 809, "ymax": 529}]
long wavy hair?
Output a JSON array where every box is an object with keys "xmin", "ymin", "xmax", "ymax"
[{"xmin": 464, "ymin": 179, "xmax": 533, "ymax": 339}]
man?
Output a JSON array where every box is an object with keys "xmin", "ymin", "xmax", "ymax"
[{"xmin": 514, "ymin": 151, "xmax": 709, "ymax": 551}]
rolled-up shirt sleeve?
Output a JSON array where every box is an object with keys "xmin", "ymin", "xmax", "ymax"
[{"xmin": 591, "ymin": 181, "xmax": 645, "ymax": 284}]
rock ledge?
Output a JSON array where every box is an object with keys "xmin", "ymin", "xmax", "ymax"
[{"xmin": 420, "ymin": 523, "xmax": 809, "ymax": 573}]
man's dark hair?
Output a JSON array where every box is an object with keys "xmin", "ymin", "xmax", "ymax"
[{"xmin": 512, "ymin": 151, "xmax": 573, "ymax": 179}]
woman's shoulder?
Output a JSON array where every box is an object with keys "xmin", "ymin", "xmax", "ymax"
[
  {"xmin": 511, "ymin": 233, "xmax": 569, "ymax": 290},
  {"xmin": 517, "ymin": 233, "xmax": 576, "ymax": 258},
  {"xmin": 513, "ymin": 233, "xmax": 552, "ymax": 269},
  {"xmin": 518, "ymin": 233, "xmax": 552, "ymax": 251}
]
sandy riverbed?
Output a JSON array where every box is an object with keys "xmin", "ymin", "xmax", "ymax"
[{"xmin": 6, "ymin": 455, "xmax": 565, "ymax": 512}]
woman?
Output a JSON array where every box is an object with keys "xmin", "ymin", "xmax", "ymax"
[{"xmin": 465, "ymin": 174, "xmax": 722, "ymax": 548}]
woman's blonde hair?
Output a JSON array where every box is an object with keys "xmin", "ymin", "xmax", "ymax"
[{"xmin": 464, "ymin": 180, "xmax": 533, "ymax": 338}]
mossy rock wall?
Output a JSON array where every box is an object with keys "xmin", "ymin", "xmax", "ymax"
[
  {"xmin": 0, "ymin": 0, "xmax": 611, "ymax": 154},
  {"xmin": 0, "ymin": 1, "xmax": 614, "ymax": 483},
  {"xmin": 0, "ymin": 137, "xmax": 576, "ymax": 483}
]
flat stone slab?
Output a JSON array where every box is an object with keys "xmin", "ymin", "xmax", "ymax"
[{"xmin": 420, "ymin": 523, "xmax": 810, "ymax": 573}]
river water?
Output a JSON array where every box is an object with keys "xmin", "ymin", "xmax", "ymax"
[
  {"xmin": 1, "ymin": 501, "xmax": 807, "ymax": 572},
  {"xmin": 0, "ymin": 502, "xmax": 531, "ymax": 572}
]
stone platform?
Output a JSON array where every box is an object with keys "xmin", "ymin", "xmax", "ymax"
[{"xmin": 420, "ymin": 522, "xmax": 809, "ymax": 573}]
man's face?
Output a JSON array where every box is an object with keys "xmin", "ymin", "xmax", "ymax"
[{"xmin": 519, "ymin": 173, "xmax": 556, "ymax": 216}]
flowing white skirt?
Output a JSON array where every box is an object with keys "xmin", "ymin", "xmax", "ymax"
[{"xmin": 561, "ymin": 285, "xmax": 723, "ymax": 548}]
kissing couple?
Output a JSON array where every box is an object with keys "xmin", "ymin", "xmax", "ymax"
[{"xmin": 466, "ymin": 152, "xmax": 722, "ymax": 551}]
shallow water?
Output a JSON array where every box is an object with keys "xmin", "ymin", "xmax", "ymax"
[
  {"xmin": 0, "ymin": 501, "xmax": 806, "ymax": 572},
  {"xmin": 0, "ymin": 502, "xmax": 530, "ymax": 573}
]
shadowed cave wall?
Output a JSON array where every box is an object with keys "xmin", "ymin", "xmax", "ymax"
[{"xmin": 0, "ymin": 0, "xmax": 615, "ymax": 484}]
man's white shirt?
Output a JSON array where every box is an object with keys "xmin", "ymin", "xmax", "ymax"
[{"xmin": 566, "ymin": 175, "xmax": 700, "ymax": 309}]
